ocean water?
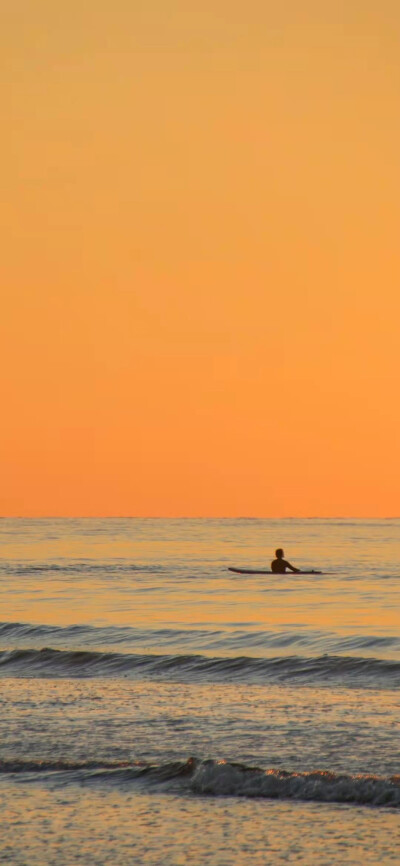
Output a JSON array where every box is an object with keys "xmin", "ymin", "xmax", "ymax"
[{"xmin": 0, "ymin": 518, "xmax": 399, "ymax": 864}]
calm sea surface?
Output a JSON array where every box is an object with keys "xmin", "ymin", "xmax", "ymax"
[{"xmin": 0, "ymin": 518, "xmax": 399, "ymax": 864}]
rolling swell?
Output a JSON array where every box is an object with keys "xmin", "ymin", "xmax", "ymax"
[
  {"xmin": 1, "ymin": 757, "xmax": 399, "ymax": 807},
  {"xmin": 0, "ymin": 646, "xmax": 399, "ymax": 686},
  {"xmin": 2, "ymin": 620, "xmax": 399, "ymax": 656}
]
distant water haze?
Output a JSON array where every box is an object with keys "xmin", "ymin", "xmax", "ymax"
[{"xmin": 1, "ymin": 519, "xmax": 399, "ymax": 648}]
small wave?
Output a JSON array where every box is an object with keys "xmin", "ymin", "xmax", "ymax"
[
  {"xmin": 0, "ymin": 759, "xmax": 134, "ymax": 773},
  {"xmin": 1, "ymin": 757, "xmax": 399, "ymax": 807},
  {"xmin": 0, "ymin": 561, "xmax": 162, "ymax": 576},
  {"xmin": 0, "ymin": 621, "xmax": 231, "ymax": 651},
  {"xmin": 2, "ymin": 620, "xmax": 399, "ymax": 656},
  {"xmin": 0, "ymin": 646, "xmax": 399, "ymax": 687}
]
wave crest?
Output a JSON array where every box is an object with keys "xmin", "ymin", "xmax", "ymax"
[{"xmin": 191, "ymin": 760, "xmax": 400, "ymax": 807}]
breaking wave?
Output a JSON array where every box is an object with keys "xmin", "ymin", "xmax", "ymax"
[{"xmin": 1, "ymin": 757, "xmax": 399, "ymax": 807}]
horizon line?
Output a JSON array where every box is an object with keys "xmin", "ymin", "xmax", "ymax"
[{"xmin": 0, "ymin": 515, "xmax": 399, "ymax": 520}]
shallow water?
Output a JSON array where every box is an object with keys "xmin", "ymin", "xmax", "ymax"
[
  {"xmin": 0, "ymin": 518, "xmax": 399, "ymax": 863},
  {"xmin": 2, "ymin": 789, "xmax": 399, "ymax": 866}
]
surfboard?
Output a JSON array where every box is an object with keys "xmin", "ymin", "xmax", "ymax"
[{"xmin": 228, "ymin": 568, "xmax": 323, "ymax": 575}]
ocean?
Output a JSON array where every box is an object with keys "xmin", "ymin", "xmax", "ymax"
[{"xmin": 0, "ymin": 518, "xmax": 399, "ymax": 864}]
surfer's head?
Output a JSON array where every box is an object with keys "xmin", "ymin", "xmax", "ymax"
[{"xmin": 275, "ymin": 548, "xmax": 284, "ymax": 559}]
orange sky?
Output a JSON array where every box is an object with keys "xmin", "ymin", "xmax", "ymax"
[{"xmin": 1, "ymin": 1, "xmax": 399, "ymax": 516}]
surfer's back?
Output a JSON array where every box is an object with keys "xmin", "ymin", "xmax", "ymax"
[{"xmin": 271, "ymin": 558, "xmax": 291, "ymax": 574}]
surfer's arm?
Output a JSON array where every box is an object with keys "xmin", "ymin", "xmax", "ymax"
[{"xmin": 285, "ymin": 560, "xmax": 300, "ymax": 573}]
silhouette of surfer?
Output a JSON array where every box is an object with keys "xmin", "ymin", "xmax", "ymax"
[{"xmin": 271, "ymin": 548, "xmax": 300, "ymax": 574}]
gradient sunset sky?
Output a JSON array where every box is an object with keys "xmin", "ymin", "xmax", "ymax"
[{"xmin": 2, "ymin": 1, "xmax": 399, "ymax": 517}]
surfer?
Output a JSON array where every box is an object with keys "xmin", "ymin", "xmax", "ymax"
[{"xmin": 271, "ymin": 548, "xmax": 300, "ymax": 574}]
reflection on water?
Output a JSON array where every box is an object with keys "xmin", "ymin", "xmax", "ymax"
[
  {"xmin": 1, "ymin": 787, "xmax": 399, "ymax": 866},
  {"xmin": 0, "ymin": 518, "xmax": 399, "ymax": 645}
]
